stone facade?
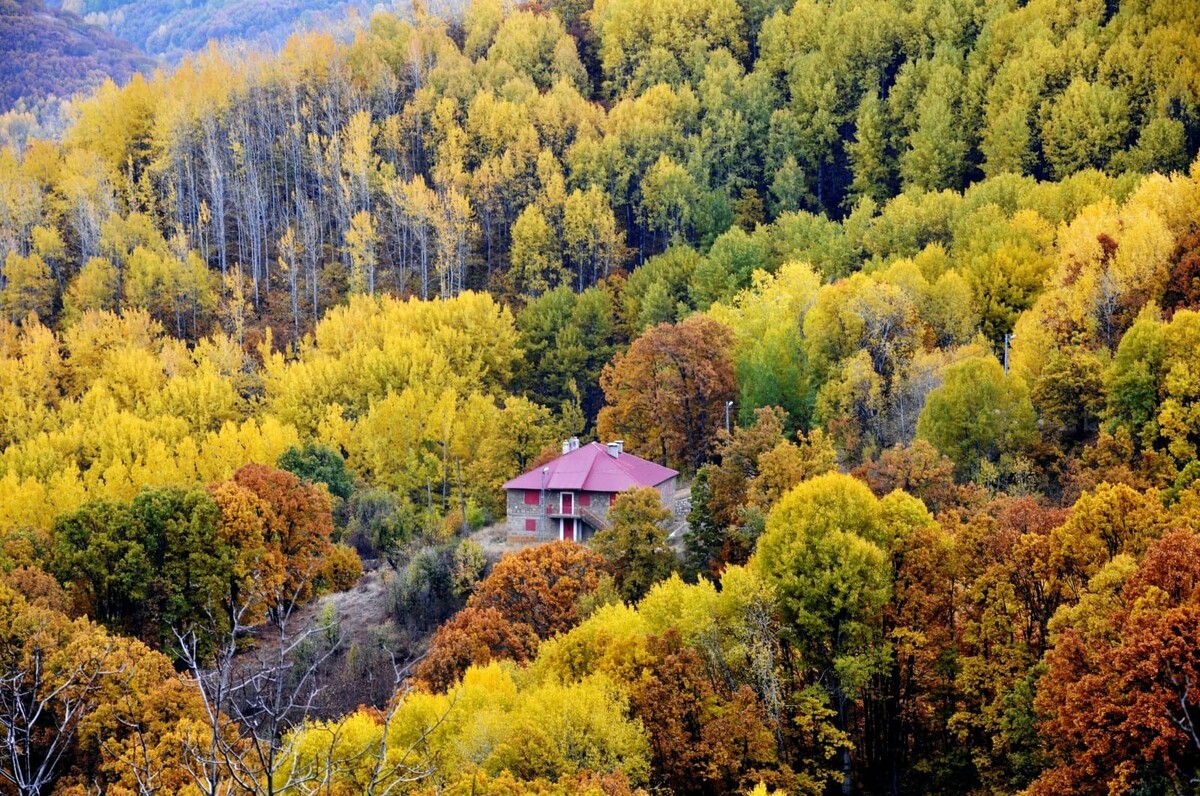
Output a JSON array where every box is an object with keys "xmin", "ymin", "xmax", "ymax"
[{"xmin": 504, "ymin": 478, "xmax": 677, "ymax": 544}]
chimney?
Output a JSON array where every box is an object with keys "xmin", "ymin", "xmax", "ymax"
[
  {"xmin": 562, "ymin": 437, "xmax": 581, "ymax": 454},
  {"xmin": 606, "ymin": 440, "xmax": 623, "ymax": 458}
]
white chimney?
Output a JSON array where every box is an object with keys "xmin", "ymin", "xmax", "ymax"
[
  {"xmin": 606, "ymin": 440, "xmax": 623, "ymax": 458},
  {"xmin": 563, "ymin": 439, "xmax": 571, "ymax": 454},
  {"xmin": 562, "ymin": 437, "xmax": 581, "ymax": 454}
]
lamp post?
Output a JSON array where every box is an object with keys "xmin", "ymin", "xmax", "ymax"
[
  {"xmin": 725, "ymin": 400, "xmax": 734, "ymax": 434},
  {"xmin": 540, "ymin": 466, "xmax": 548, "ymax": 535}
]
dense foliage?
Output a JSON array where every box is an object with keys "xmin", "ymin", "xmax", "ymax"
[
  {"xmin": 2, "ymin": 0, "xmax": 1198, "ymax": 344},
  {"xmin": 3, "ymin": 0, "xmax": 1200, "ymax": 792}
]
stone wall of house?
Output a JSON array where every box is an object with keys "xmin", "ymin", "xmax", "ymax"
[{"xmin": 505, "ymin": 488, "xmax": 555, "ymax": 541}]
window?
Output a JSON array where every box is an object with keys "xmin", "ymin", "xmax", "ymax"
[
  {"xmin": 525, "ymin": 518, "xmax": 537, "ymax": 532},
  {"xmin": 524, "ymin": 490, "xmax": 540, "ymax": 505},
  {"xmin": 579, "ymin": 493, "xmax": 591, "ymax": 507}
]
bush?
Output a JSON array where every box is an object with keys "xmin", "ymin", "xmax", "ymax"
[{"xmin": 321, "ymin": 544, "xmax": 363, "ymax": 592}]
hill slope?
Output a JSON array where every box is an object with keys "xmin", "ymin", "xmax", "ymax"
[
  {"xmin": 56, "ymin": 0, "xmax": 384, "ymax": 60},
  {"xmin": 0, "ymin": 0, "xmax": 153, "ymax": 112}
]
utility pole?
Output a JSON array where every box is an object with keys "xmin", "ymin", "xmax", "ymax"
[
  {"xmin": 1003, "ymin": 333, "xmax": 1015, "ymax": 375},
  {"xmin": 725, "ymin": 400, "xmax": 734, "ymax": 434},
  {"xmin": 540, "ymin": 466, "xmax": 549, "ymax": 535}
]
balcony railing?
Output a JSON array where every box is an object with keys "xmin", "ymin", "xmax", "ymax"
[
  {"xmin": 580, "ymin": 505, "xmax": 609, "ymax": 530},
  {"xmin": 543, "ymin": 505, "xmax": 608, "ymax": 529}
]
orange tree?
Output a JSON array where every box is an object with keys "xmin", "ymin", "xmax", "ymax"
[
  {"xmin": 598, "ymin": 314, "xmax": 736, "ymax": 472},
  {"xmin": 1033, "ymin": 528, "xmax": 1200, "ymax": 794},
  {"xmin": 415, "ymin": 542, "xmax": 608, "ymax": 688},
  {"xmin": 467, "ymin": 541, "xmax": 608, "ymax": 638}
]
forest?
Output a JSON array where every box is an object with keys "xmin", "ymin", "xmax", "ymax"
[
  {"xmin": 52, "ymin": 0, "xmax": 381, "ymax": 62},
  {"xmin": 0, "ymin": 0, "xmax": 153, "ymax": 112},
  {"xmin": 2, "ymin": 0, "xmax": 1200, "ymax": 792}
]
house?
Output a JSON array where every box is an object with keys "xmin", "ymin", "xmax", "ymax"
[{"xmin": 503, "ymin": 438, "xmax": 679, "ymax": 544}]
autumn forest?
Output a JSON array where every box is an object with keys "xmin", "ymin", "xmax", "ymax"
[{"xmin": 2, "ymin": 0, "xmax": 1200, "ymax": 792}]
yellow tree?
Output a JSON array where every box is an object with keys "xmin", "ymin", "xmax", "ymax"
[
  {"xmin": 563, "ymin": 186, "xmax": 624, "ymax": 291},
  {"xmin": 345, "ymin": 210, "xmax": 378, "ymax": 295},
  {"xmin": 1, "ymin": 252, "xmax": 53, "ymax": 323},
  {"xmin": 510, "ymin": 203, "xmax": 563, "ymax": 297}
]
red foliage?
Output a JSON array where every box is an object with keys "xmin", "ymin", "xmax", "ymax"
[
  {"xmin": 628, "ymin": 631, "xmax": 785, "ymax": 795},
  {"xmin": 413, "ymin": 606, "xmax": 539, "ymax": 692},
  {"xmin": 1033, "ymin": 530, "xmax": 1200, "ymax": 794},
  {"xmin": 468, "ymin": 541, "xmax": 608, "ymax": 638},
  {"xmin": 1163, "ymin": 229, "xmax": 1200, "ymax": 318}
]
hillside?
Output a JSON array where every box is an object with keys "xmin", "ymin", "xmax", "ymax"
[
  {"xmin": 0, "ymin": 0, "xmax": 153, "ymax": 112},
  {"xmin": 53, "ymin": 0, "xmax": 382, "ymax": 60}
]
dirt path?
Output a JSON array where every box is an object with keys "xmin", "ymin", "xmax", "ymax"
[{"xmin": 468, "ymin": 521, "xmax": 510, "ymax": 560}]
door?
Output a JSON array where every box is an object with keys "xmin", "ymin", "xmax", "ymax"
[
  {"xmin": 561, "ymin": 492, "xmax": 574, "ymax": 516},
  {"xmin": 562, "ymin": 518, "xmax": 576, "ymax": 542}
]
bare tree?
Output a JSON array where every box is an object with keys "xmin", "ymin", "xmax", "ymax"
[
  {"xmin": 175, "ymin": 566, "xmax": 341, "ymax": 796},
  {"xmin": 174, "ymin": 566, "xmax": 443, "ymax": 795},
  {"xmin": 201, "ymin": 114, "xmax": 230, "ymax": 281},
  {"xmin": 0, "ymin": 620, "xmax": 123, "ymax": 796}
]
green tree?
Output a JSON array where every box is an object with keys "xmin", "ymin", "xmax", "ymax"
[
  {"xmin": 901, "ymin": 94, "xmax": 965, "ymax": 193},
  {"xmin": 51, "ymin": 487, "xmax": 232, "ymax": 651},
  {"xmin": 515, "ymin": 285, "xmax": 617, "ymax": 424},
  {"xmin": 849, "ymin": 89, "xmax": 890, "ymax": 205},
  {"xmin": 1114, "ymin": 116, "xmax": 1190, "ymax": 175},
  {"xmin": 621, "ymin": 245, "xmax": 702, "ymax": 333},
  {"xmin": 592, "ymin": 486, "xmax": 675, "ymax": 601},
  {"xmin": 710, "ymin": 261, "xmax": 821, "ymax": 431},
  {"xmin": 278, "ymin": 443, "xmax": 354, "ymax": 501},
  {"xmin": 754, "ymin": 472, "xmax": 895, "ymax": 794},
  {"xmin": 641, "ymin": 154, "xmax": 700, "ymax": 249},
  {"xmin": 1040, "ymin": 79, "xmax": 1132, "ymax": 179},
  {"xmin": 1105, "ymin": 306, "xmax": 1165, "ymax": 447},
  {"xmin": 916, "ymin": 355, "xmax": 1037, "ymax": 478},
  {"xmin": 50, "ymin": 501, "xmax": 149, "ymax": 633},
  {"xmin": 693, "ymin": 226, "xmax": 770, "ymax": 307},
  {"xmin": 981, "ymin": 95, "xmax": 1034, "ymax": 177}
]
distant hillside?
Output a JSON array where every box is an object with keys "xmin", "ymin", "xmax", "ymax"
[
  {"xmin": 55, "ymin": 0, "xmax": 383, "ymax": 60},
  {"xmin": 0, "ymin": 0, "xmax": 153, "ymax": 112}
]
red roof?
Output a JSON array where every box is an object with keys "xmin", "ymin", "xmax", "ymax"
[{"xmin": 503, "ymin": 442, "xmax": 678, "ymax": 493}]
